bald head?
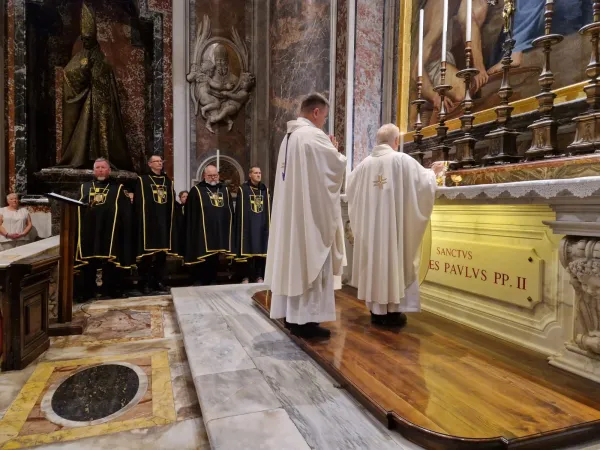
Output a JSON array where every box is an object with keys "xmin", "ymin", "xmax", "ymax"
[{"xmin": 376, "ymin": 124, "xmax": 401, "ymax": 147}]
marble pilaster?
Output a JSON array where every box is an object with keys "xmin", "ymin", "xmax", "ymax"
[
  {"xmin": 352, "ymin": 0, "xmax": 385, "ymax": 166},
  {"xmin": 7, "ymin": 0, "xmax": 27, "ymax": 194},
  {"xmin": 334, "ymin": 0, "xmax": 349, "ymax": 154}
]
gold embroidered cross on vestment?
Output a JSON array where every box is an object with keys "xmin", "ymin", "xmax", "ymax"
[{"xmin": 373, "ymin": 175, "xmax": 387, "ymax": 190}]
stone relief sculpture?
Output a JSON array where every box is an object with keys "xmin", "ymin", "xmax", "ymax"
[
  {"xmin": 187, "ymin": 15, "xmax": 255, "ymax": 134},
  {"xmin": 560, "ymin": 238, "xmax": 600, "ymax": 355}
]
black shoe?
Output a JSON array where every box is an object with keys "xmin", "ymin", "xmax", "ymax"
[
  {"xmin": 284, "ymin": 320, "xmax": 291, "ymax": 329},
  {"xmin": 290, "ymin": 323, "xmax": 331, "ymax": 339},
  {"xmin": 386, "ymin": 312, "xmax": 407, "ymax": 327},
  {"xmin": 370, "ymin": 313, "xmax": 387, "ymax": 325},
  {"xmin": 371, "ymin": 312, "xmax": 407, "ymax": 327}
]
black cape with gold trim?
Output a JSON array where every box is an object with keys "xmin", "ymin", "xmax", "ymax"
[
  {"xmin": 185, "ymin": 181, "xmax": 234, "ymax": 264},
  {"xmin": 134, "ymin": 173, "xmax": 179, "ymax": 259},
  {"xmin": 75, "ymin": 179, "xmax": 133, "ymax": 269},
  {"xmin": 233, "ymin": 181, "xmax": 271, "ymax": 261}
]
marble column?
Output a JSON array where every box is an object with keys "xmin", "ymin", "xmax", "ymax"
[{"xmin": 269, "ymin": 0, "xmax": 332, "ymax": 182}]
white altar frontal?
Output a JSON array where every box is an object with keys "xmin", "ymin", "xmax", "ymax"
[{"xmin": 342, "ymin": 176, "xmax": 600, "ymax": 383}]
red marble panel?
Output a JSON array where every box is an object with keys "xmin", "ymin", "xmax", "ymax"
[
  {"xmin": 335, "ymin": 0, "xmax": 348, "ymax": 155},
  {"xmin": 193, "ymin": 0, "xmax": 247, "ymax": 174},
  {"xmin": 162, "ymin": 11, "xmax": 174, "ymax": 179}
]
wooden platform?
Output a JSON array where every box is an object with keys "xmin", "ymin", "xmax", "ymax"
[{"xmin": 253, "ymin": 289, "xmax": 600, "ymax": 450}]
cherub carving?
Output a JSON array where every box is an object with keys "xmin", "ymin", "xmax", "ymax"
[{"xmin": 206, "ymin": 73, "xmax": 255, "ymax": 132}]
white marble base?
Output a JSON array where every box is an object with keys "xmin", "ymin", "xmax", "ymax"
[
  {"xmin": 0, "ymin": 235, "xmax": 59, "ymax": 268},
  {"xmin": 548, "ymin": 343, "xmax": 600, "ymax": 384}
]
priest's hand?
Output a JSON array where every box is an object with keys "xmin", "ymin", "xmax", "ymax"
[
  {"xmin": 329, "ymin": 135, "xmax": 341, "ymax": 152},
  {"xmin": 431, "ymin": 161, "xmax": 446, "ymax": 177}
]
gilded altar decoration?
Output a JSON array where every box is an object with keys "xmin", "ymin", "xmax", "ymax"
[
  {"xmin": 187, "ymin": 15, "xmax": 255, "ymax": 134},
  {"xmin": 57, "ymin": 4, "xmax": 133, "ymax": 171},
  {"xmin": 450, "ymin": 174, "xmax": 463, "ymax": 186}
]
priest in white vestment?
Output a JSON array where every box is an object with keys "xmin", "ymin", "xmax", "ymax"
[
  {"xmin": 265, "ymin": 93, "xmax": 347, "ymax": 339},
  {"xmin": 347, "ymin": 124, "xmax": 444, "ymax": 327}
]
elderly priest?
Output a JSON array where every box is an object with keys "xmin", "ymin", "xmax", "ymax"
[
  {"xmin": 75, "ymin": 158, "xmax": 133, "ymax": 299},
  {"xmin": 347, "ymin": 124, "xmax": 444, "ymax": 327},
  {"xmin": 185, "ymin": 164, "xmax": 234, "ymax": 285},
  {"xmin": 265, "ymin": 93, "xmax": 347, "ymax": 339}
]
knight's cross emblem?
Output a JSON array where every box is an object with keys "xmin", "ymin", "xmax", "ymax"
[{"xmin": 250, "ymin": 194, "xmax": 264, "ymax": 213}]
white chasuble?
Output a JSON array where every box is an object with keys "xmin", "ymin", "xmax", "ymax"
[
  {"xmin": 265, "ymin": 117, "xmax": 347, "ymax": 323},
  {"xmin": 346, "ymin": 144, "xmax": 436, "ymax": 313}
]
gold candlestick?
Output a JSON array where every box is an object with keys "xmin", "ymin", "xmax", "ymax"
[
  {"xmin": 481, "ymin": 0, "xmax": 521, "ymax": 165},
  {"xmin": 409, "ymin": 76, "xmax": 426, "ymax": 164},
  {"xmin": 453, "ymin": 42, "xmax": 480, "ymax": 168},
  {"xmin": 432, "ymin": 61, "xmax": 453, "ymax": 161},
  {"xmin": 525, "ymin": 0, "xmax": 563, "ymax": 160},
  {"xmin": 568, "ymin": 0, "xmax": 600, "ymax": 154}
]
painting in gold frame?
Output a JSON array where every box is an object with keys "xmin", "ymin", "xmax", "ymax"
[{"xmin": 397, "ymin": 0, "xmax": 593, "ymax": 141}]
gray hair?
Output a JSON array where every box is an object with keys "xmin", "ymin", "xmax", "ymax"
[
  {"xmin": 6, "ymin": 193, "xmax": 18, "ymax": 201},
  {"xmin": 94, "ymin": 157, "xmax": 109, "ymax": 165},
  {"xmin": 375, "ymin": 123, "xmax": 400, "ymax": 146}
]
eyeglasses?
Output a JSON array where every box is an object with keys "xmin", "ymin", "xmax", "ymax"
[{"xmin": 206, "ymin": 174, "xmax": 219, "ymax": 179}]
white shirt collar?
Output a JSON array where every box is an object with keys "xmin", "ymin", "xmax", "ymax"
[{"xmin": 371, "ymin": 144, "xmax": 396, "ymax": 157}]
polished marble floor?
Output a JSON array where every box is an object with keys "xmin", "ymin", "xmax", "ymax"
[
  {"xmin": 173, "ymin": 284, "xmax": 600, "ymax": 450},
  {"xmin": 2, "ymin": 288, "xmax": 599, "ymax": 450},
  {"xmin": 0, "ymin": 295, "xmax": 207, "ymax": 450}
]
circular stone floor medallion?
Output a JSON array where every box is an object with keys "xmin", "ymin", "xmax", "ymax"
[{"xmin": 41, "ymin": 362, "xmax": 148, "ymax": 427}]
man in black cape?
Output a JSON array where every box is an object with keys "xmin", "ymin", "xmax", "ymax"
[
  {"xmin": 233, "ymin": 166, "xmax": 271, "ymax": 283},
  {"xmin": 75, "ymin": 158, "xmax": 133, "ymax": 299},
  {"xmin": 185, "ymin": 164, "xmax": 234, "ymax": 285},
  {"xmin": 134, "ymin": 155, "xmax": 179, "ymax": 294}
]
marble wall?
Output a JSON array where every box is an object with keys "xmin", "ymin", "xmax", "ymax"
[
  {"xmin": 4, "ymin": 0, "xmax": 174, "ymax": 196},
  {"xmin": 269, "ymin": 0, "xmax": 332, "ymax": 180},
  {"xmin": 352, "ymin": 0, "xmax": 386, "ymax": 166}
]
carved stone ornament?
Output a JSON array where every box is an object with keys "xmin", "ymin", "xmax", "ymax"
[
  {"xmin": 560, "ymin": 237, "xmax": 600, "ymax": 355},
  {"xmin": 187, "ymin": 16, "xmax": 255, "ymax": 134}
]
